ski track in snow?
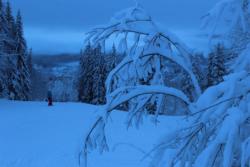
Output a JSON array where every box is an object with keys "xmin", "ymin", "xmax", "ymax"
[{"xmin": 0, "ymin": 100, "xmax": 183, "ymax": 167}]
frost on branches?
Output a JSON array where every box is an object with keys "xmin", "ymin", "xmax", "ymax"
[{"xmin": 81, "ymin": 4, "xmax": 250, "ymax": 167}]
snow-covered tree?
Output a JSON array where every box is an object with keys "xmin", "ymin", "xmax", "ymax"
[
  {"xmin": 81, "ymin": 3, "xmax": 250, "ymax": 167},
  {"xmin": 14, "ymin": 10, "xmax": 31, "ymax": 100},
  {"xmin": 148, "ymin": 46, "xmax": 250, "ymax": 167},
  {"xmin": 109, "ymin": 44, "xmax": 118, "ymax": 69},
  {"xmin": 0, "ymin": 0, "xmax": 18, "ymax": 99},
  {"xmin": 207, "ymin": 44, "xmax": 227, "ymax": 87},
  {"xmin": 80, "ymin": 4, "xmax": 201, "ymax": 166},
  {"xmin": 191, "ymin": 53, "xmax": 208, "ymax": 92},
  {"xmin": 92, "ymin": 44, "xmax": 107, "ymax": 104},
  {"xmin": 5, "ymin": 1, "xmax": 15, "ymax": 41},
  {"xmin": 105, "ymin": 44, "xmax": 123, "ymax": 79},
  {"xmin": 0, "ymin": 2, "xmax": 30, "ymax": 100},
  {"xmin": 78, "ymin": 43, "xmax": 119, "ymax": 104},
  {"xmin": 77, "ymin": 43, "xmax": 95, "ymax": 103}
]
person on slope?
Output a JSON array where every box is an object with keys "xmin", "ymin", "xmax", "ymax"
[{"xmin": 47, "ymin": 90, "xmax": 53, "ymax": 106}]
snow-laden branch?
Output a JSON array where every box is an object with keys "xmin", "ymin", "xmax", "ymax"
[
  {"xmin": 81, "ymin": 84, "xmax": 192, "ymax": 166},
  {"xmin": 105, "ymin": 51, "xmax": 201, "ymax": 98},
  {"xmin": 148, "ymin": 70, "xmax": 250, "ymax": 167},
  {"xmin": 86, "ymin": 5, "xmax": 201, "ymax": 97},
  {"xmin": 106, "ymin": 85, "xmax": 191, "ymax": 112},
  {"xmin": 82, "ymin": 3, "xmax": 250, "ymax": 167}
]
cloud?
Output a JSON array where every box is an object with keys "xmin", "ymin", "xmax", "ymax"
[{"xmin": 9, "ymin": 0, "xmax": 218, "ymax": 54}]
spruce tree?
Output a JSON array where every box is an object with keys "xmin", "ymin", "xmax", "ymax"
[
  {"xmin": 110, "ymin": 44, "xmax": 117, "ymax": 69},
  {"xmin": 77, "ymin": 43, "xmax": 95, "ymax": 103},
  {"xmin": 0, "ymin": 0, "xmax": 8, "ymax": 52},
  {"xmin": 207, "ymin": 44, "xmax": 227, "ymax": 87},
  {"xmin": 0, "ymin": 2, "xmax": 30, "ymax": 100},
  {"xmin": 191, "ymin": 53, "xmax": 207, "ymax": 91},
  {"xmin": 92, "ymin": 44, "xmax": 107, "ymax": 104},
  {"xmin": 0, "ymin": 0, "xmax": 6, "ymax": 34},
  {"xmin": 5, "ymin": 1, "xmax": 15, "ymax": 39},
  {"xmin": 0, "ymin": 0, "xmax": 5, "ymax": 96},
  {"xmin": 2, "ymin": 1, "xmax": 19, "ymax": 100},
  {"xmin": 77, "ymin": 43, "xmax": 109, "ymax": 104},
  {"xmin": 14, "ymin": 10, "xmax": 30, "ymax": 100}
]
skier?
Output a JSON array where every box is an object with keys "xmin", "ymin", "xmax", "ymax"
[{"xmin": 47, "ymin": 90, "xmax": 53, "ymax": 106}]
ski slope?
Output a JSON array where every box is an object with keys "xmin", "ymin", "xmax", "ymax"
[{"xmin": 0, "ymin": 100, "xmax": 183, "ymax": 167}]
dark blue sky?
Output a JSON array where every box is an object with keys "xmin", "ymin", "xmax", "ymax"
[{"xmin": 9, "ymin": 0, "xmax": 218, "ymax": 54}]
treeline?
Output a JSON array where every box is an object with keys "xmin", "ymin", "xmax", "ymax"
[
  {"xmin": 77, "ymin": 43, "xmax": 122, "ymax": 105},
  {"xmin": 76, "ymin": 42, "xmax": 231, "ymax": 107},
  {"xmin": 0, "ymin": 0, "xmax": 32, "ymax": 100},
  {"xmin": 41, "ymin": 42, "xmax": 233, "ymax": 105}
]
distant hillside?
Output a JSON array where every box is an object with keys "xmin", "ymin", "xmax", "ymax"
[
  {"xmin": 31, "ymin": 53, "xmax": 80, "ymax": 102},
  {"xmin": 33, "ymin": 53, "xmax": 80, "ymax": 68}
]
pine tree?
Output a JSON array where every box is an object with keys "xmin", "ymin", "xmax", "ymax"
[
  {"xmin": 0, "ymin": 0, "xmax": 8, "ymax": 52},
  {"xmin": 92, "ymin": 44, "xmax": 107, "ymax": 104},
  {"xmin": 1, "ymin": 1, "xmax": 19, "ymax": 100},
  {"xmin": 110, "ymin": 44, "xmax": 117, "ymax": 69},
  {"xmin": 191, "ymin": 53, "xmax": 208, "ymax": 91},
  {"xmin": 0, "ymin": 0, "xmax": 5, "ymax": 96},
  {"xmin": 0, "ymin": 0, "xmax": 6, "ymax": 34},
  {"xmin": 5, "ymin": 1, "xmax": 15, "ymax": 39},
  {"xmin": 77, "ymin": 43, "xmax": 95, "ymax": 103},
  {"xmin": 207, "ymin": 44, "xmax": 227, "ymax": 87},
  {"xmin": 14, "ymin": 10, "xmax": 30, "ymax": 100},
  {"xmin": 0, "ymin": 1, "xmax": 31, "ymax": 100},
  {"xmin": 182, "ymin": 73, "xmax": 194, "ymax": 101},
  {"xmin": 77, "ymin": 43, "xmax": 109, "ymax": 104}
]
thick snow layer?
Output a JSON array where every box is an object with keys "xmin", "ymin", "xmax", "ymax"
[{"xmin": 0, "ymin": 100, "xmax": 183, "ymax": 167}]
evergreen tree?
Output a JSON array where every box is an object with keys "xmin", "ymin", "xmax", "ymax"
[
  {"xmin": 0, "ymin": 1, "xmax": 18, "ymax": 99},
  {"xmin": 0, "ymin": 0, "xmax": 6, "ymax": 34},
  {"xmin": 182, "ymin": 73, "xmax": 194, "ymax": 101},
  {"xmin": 105, "ymin": 44, "xmax": 122, "ymax": 75},
  {"xmin": 110, "ymin": 43, "xmax": 117, "ymax": 69},
  {"xmin": 207, "ymin": 44, "xmax": 227, "ymax": 87},
  {"xmin": 77, "ymin": 43, "xmax": 109, "ymax": 104},
  {"xmin": 14, "ymin": 10, "xmax": 30, "ymax": 100},
  {"xmin": 92, "ymin": 44, "xmax": 107, "ymax": 104},
  {"xmin": 77, "ymin": 43, "xmax": 95, "ymax": 103},
  {"xmin": 5, "ymin": 1, "xmax": 15, "ymax": 39},
  {"xmin": 0, "ymin": 0, "xmax": 5, "ymax": 96},
  {"xmin": 191, "ymin": 53, "xmax": 208, "ymax": 91},
  {"xmin": 0, "ymin": 0, "xmax": 8, "ymax": 53}
]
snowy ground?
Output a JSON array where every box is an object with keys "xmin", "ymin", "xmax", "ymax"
[{"xmin": 0, "ymin": 100, "xmax": 183, "ymax": 167}]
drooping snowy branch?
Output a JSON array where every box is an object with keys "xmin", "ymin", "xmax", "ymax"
[
  {"xmin": 106, "ymin": 85, "xmax": 191, "ymax": 111},
  {"xmin": 86, "ymin": 5, "xmax": 201, "ymax": 97},
  {"xmin": 82, "ymin": 3, "xmax": 250, "ymax": 167},
  {"xmin": 148, "ymin": 53, "xmax": 250, "ymax": 167}
]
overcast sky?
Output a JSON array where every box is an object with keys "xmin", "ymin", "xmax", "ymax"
[{"xmin": 9, "ymin": 0, "xmax": 218, "ymax": 54}]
